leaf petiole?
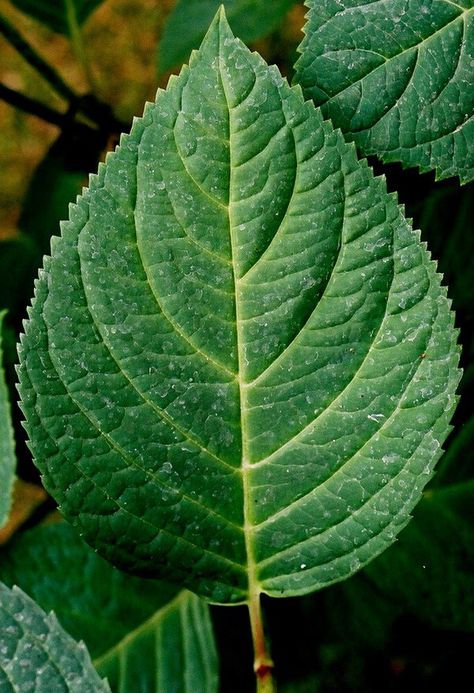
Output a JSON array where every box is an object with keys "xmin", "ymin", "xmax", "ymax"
[{"xmin": 248, "ymin": 591, "xmax": 275, "ymax": 693}]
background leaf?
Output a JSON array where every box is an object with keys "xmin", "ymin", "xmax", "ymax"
[
  {"xmin": 95, "ymin": 591, "xmax": 219, "ymax": 693},
  {"xmin": 0, "ymin": 522, "xmax": 219, "ymax": 692},
  {"xmin": 158, "ymin": 0, "xmax": 298, "ymax": 74},
  {"xmin": 10, "ymin": 0, "xmax": 106, "ymax": 35},
  {"xmin": 364, "ymin": 478, "xmax": 474, "ymax": 631},
  {"xmin": 0, "ymin": 581, "xmax": 110, "ymax": 692},
  {"xmin": 295, "ymin": 0, "xmax": 474, "ymax": 183},
  {"xmin": 19, "ymin": 9, "xmax": 460, "ymax": 605},
  {"xmin": 0, "ymin": 311, "xmax": 16, "ymax": 529},
  {"xmin": 0, "ymin": 523, "xmax": 178, "ymax": 659}
]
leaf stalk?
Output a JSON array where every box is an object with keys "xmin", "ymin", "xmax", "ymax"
[{"xmin": 248, "ymin": 592, "xmax": 275, "ymax": 693}]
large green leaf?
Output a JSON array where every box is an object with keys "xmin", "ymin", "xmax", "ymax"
[
  {"xmin": 11, "ymin": 0, "xmax": 105, "ymax": 35},
  {"xmin": 18, "ymin": 9, "xmax": 460, "ymax": 605},
  {"xmin": 158, "ymin": 0, "xmax": 297, "ymax": 74},
  {"xmin": 0, "ymin": 582, "xmax": 110, "ymax": 691},
  {"xmin": 294, "ymin": 0, "xmax": 474, "ymax": 183},
  {"xmin": 0, "ymin": 311, "xmax": 16, "ymax": 529},
  {"xmin": 0, "ymin": 523, "xmax": 218, "ymax": 692}
]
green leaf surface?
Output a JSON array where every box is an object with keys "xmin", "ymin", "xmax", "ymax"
[
  {"xmin": 295, "ymin": 0, "xmax": 474, "ymax": 183},
  {"xmin": 0, "ymin": 581, "xmax": 110, "ymax": 692},
  {"xmin": 0, "ymin": 523, "xmax": 218, "ymax": 692},
  {"xmin": 0, "ymin": 311, "xmax": 16, "ymax": 529},
  {"xmin": 19, "ymin": 9, "xmax": 460, "ymax": 605},
  {"xmin": 0, "ymin": 523, "xmax": 178, "ymax": 659},
  {"xmin": 158, "ymin": 0, "xmax": 297, "ymax": 74},
  {"xmin": 95, "ymin": 591, "xmax": 218, "ymax": 693},
  {"xmin": 11, "ymin": 0, "xmax": 105, "ymax": 35}
]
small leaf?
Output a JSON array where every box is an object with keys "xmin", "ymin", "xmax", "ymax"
[
  {"xmin": 0, "ymin": 311, "xmax": 16, "ymax": 529},
  {"xmin": 11, "ymin": 0, "xmax": 106, "ymax": 35},
  {"xmin": 18, "ymin": 9, "xmax": 460, "ymax": 604},
  {"xmin": 95, "ymin": 592, "xmax": 219, "ymax": 693},
  {"xmin": 0, "ymin": 582, "xmax": 110, "ymax": 692},
  {"xmin": 0, "ymin": 523, "xmax": 218, "ymax": 693},
  {"xmin": 158, "ymin": 0, "xmax": 297, "ymax": 73},
  {"xmin": 295, "ymin": 0, "xmax": 474, "ymax": 183}
]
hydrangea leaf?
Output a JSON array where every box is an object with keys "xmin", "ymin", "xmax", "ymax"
[
  {"xmin": 18, "ymin": 8, "xmax": 460, "ymax": 605},
  {"xmin": 294, "ymin": 0, "xmax": 474, "ymax": 183},
  {"xmin": 158, "ymin": 0, "xmax": 297, "ymax": 74},
  {"xmin": 0, "ymin": 523, "xmax": 218, "ymax": 692},
  {"xmin": 0, "ymin": 582, "xmax": 110, "ymax": 692},
  {"xmin": 0, "ymin": 311, "xmax": 16, "ymax": 529},
  {"xmin": 0, "ymin": 523, "xmax": 178, "ymax": 659},
  {"xmin": 95, "ymin": 592, "xmax": 218, "ymax": 693}
]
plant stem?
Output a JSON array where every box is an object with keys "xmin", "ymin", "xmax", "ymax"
[
  {"xmin": 248, "ymin": 591, "xmax": 275, "ymax": 693},
  {"xmin": 65, "ymin": 0, "xmax": 95, "ymax": 92},
  {"xmin": 0, "ymin": 12, "xmax": 76, "ymax": 102}
]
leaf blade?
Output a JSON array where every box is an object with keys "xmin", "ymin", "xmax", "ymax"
[
  {"xmin": 0, "ymin": 582, "xmax": 110, "ymax": 692},
  {"xmin": 0, "ymin": 311, "xmax": 16, "ymax": 529},
  {"xmin": 158, "ymin": 0, "xmax": 297, "ymax": 74},
  {"xmin": 18, "ymin": 9, "xmax": 461, "ymax": 603},
  {"xmin": 294, "ymin": 0, "xmax": 474, "ymax": 183}
]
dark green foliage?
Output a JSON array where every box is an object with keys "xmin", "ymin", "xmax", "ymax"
[{"xmin": 11, "ymin": 0, "xmax": 106, "ymax": 35}]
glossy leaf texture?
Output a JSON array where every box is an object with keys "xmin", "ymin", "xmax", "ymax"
[
  {"xmin": 0, "ymin": 311, "xmax": 16, "ymax": 529},
  {"xmin": 0, "ymin": 523, "xmax": 218, "ymax": 693},
  {"xmin": 158, "ymin": 0, "xmax": 296, "ymax": 74},
  {"xmin": 294, "ymin": 0, "xmax": 474, "ymax": 183},
  {"xmin": 0, "ymin": 582, "xmax": 110, "ymax": 692},
  {"xmin": 11, "ymin": 0, "xmax": 105, "ymax": 35},
  {"xmin": 18, "ymin": 9, "xmax": 460, "ymax": 604}
]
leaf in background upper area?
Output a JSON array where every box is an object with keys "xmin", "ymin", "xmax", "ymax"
[
  {"xmin": 0, "ymin": 522, "xmax": 218, "ymax": 693},
  {"xmin": 0, "ymin": 312, "xmax": 16, "ymax": 529},
  {"xmin": 19, "ymin": 9, "xmax": 460, "ymax": 604},
  {"xmin": 10, "ymin": 0, "xmax": 106, "ymax": 35},
  {"xmin": 0, "ymin": 581, "xmax": 110, "ymax": 692},
  {"xmin": 158, "ymin": 0, "xmax": 297, "ymax": 74},
  {"xmin": 294, "ymin": 0, "xmax": 474, "ymax": 183}
]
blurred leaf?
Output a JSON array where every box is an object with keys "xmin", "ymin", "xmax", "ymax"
[
  {"xmin": 10, "ymin": 0, "xmax": 106, "ymax": 35},
  {"xmin": 158, "ymin": 0, "xmax": 297, "ymax": 73},
  {"xmin": 435, "ymin": 416, "xmax": 474, "ymax": 488},
  {"xmin": 0, "ymin": 311, "xmax": 16, "ymax": 529},
  {"xmin": 0, "ymin": 236, "xmax": 39, "ymax": 326},
  {"xmin": 19, "ymin": 134, "xmax": 92, "ymax": 257},
  {"xmin": 364, "ymin": 480, "xmax": 474, "ymax": 632},
  {"xmin": 0, "ymin": 582, "xmax": 110, "ymax": 692},
  {"xmin": 95, "ymin": 591, "xmax": 219, "ymax": 693},
  {"xmin": 0, "ymin": 522, "xmax": 179, "ymax": 659},
  {"xmin": 0, "ymin": 522, "xmax": 218, "ymax": 692}
]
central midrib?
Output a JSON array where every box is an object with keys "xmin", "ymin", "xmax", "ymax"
[{"xmin": 217, "ymin": 52, "xmax": 259, "ymax": 602}]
